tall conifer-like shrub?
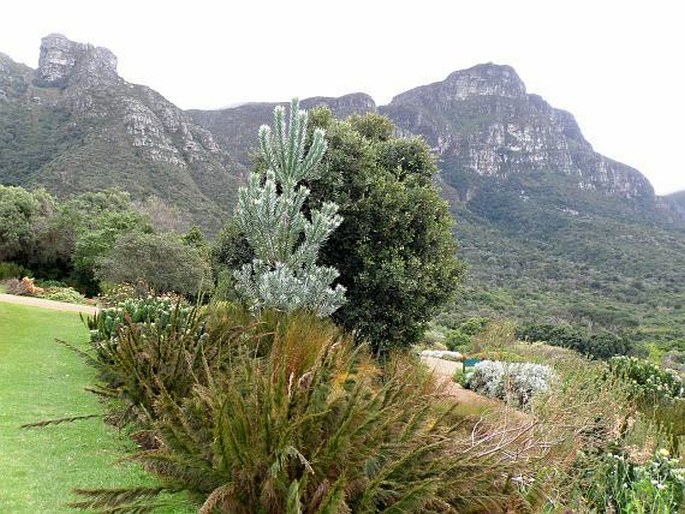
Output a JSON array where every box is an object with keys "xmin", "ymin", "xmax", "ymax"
[{"xmin": 233, "ymin": 99, "xmax": 346, "ymax": 316}]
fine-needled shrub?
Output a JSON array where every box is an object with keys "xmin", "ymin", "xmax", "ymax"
[
  {"xmin": 72, "ymin": 308, "xmax": 527, "ymax": 513},
  {"xmin": 83, "ymin": 300, "xmax": 216, "ymax": 421}
]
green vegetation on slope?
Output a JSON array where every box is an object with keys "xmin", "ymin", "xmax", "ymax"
[
  {"xmin": 437, "ymin": 171, "xmax": 685, "ymax": 351},
  {"xmin": 0, "ymin": 302, "xmax": 195, "ymax": 513}
]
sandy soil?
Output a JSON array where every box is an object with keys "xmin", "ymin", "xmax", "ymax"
[{"xmin": 0, "ymin": 293, "xmax": 98, "ymax": 315}]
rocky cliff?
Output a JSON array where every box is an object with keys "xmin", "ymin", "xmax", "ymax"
[
  {"xmin": 188, "ymin": 62, "xmax": 656, "ymax": 205},
  {"xmin": 4, "ymin": 35, "xmax": 685, "ymax": 346},
  {"xmin": 33, "ymin": 33, "xmax": 119, "ymax": 89},
  {"xmin": 380, "ymin": 63, "xmax": 654, "ymax": 201},
  {"xmin": 0, "ymin": 34, "xmax": 243, "ymax": 231},
  {"xmin": 0, "ymin": 35, "xmax": 668, "ymax": 230},
  {"xmin": 664, "ymin": 191, "xmax": 685, "ymax": 218}
]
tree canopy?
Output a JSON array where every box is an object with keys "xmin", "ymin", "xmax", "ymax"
[
  {"xmin": 309, "ymin": 110, "xmax": 463, "ymax": 352},
  {"xmin": 95, "ymin": 231, "xmax": 211, "ymax": 296},
  {"xmin": 214, "ymin": 109, "xmax": 463, "ymax": 352}
]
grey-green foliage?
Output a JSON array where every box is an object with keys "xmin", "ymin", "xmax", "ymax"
[
  {"xmin": 95, "ymin": 232, "xmax": 211, "ymax": 297},
  {"xmin": 233, "ymin": 99, "xmax": 346, "ymax": 316}
]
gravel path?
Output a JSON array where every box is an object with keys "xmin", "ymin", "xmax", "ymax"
[
  {"xmin": 421, "ymin": 355, "xmax": 462, "ymax": 377},
  {"xmin": 0, "ymin": 293, "xmax": 98, "ymax": 315}
]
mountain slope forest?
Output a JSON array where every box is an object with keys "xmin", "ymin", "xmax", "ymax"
[{"xmin": 1, "ymin": 34, "xmax": 685, "ymax": 351}]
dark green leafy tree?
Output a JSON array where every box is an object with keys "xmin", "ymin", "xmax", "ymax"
[
  {"xmin": 517, "ymin": 322, "xmax": 635, "ymax": 359},
  {"xmin": 211, "ymin": 220, "xmax": 253, "ymax": 277},
  {"xmin": 180, "ymin": 226, "xmax": 206, "ymax": 250},
  {"xmin": 214, "ymin": 110, "xmax": 463, "ymax": 353},
  {"xmin": 309, "ymin": 110, "xmax": 463, "ymax": 353},
  {"xmin": 65, "ymin": 190, "xmax": 151, "ymax": 294},
  {"xmin": 0, "ymin": 185, "xmax": 51, "ymax": 262}
]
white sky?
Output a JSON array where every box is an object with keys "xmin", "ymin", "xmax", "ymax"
[{"xmin": 2, "ymin": 0, "xmax": 683, "ymax": 194}]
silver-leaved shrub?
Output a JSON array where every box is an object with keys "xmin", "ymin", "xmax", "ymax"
[
  {"xmin": 466, "ymin": 360, "xmax": 556, "ymax": 407},
  {"xmin": 233, "ymin": 99, "xmax": 346, "ymax": 317}
]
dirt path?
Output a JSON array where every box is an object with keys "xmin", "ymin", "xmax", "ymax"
[
  {"xmin": 0, "ymin": 293, "xmax": 98, "ymax": 315},
  {"xmin": 421, "ymin": 355, "xmax": 530, "ymax": 421},
  {"xmin": 421, "ymin": 356, "xmax": 498, "ymax": 408}
]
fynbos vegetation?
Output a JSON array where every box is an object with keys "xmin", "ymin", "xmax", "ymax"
[
  {"xmin": 233, "ymin": 99, "xmax": 346, "ymax": 316},
  {"xmin": 1, "ymin": 36, "xmax": 684, "ymax": 513}
]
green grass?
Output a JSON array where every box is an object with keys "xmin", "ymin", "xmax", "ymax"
[{"xmin": 0, "ymin": 303, "xmax": 196, "ymax": 513}]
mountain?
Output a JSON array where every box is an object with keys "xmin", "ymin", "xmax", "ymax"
[
  {"xmin": 187, "ymin": 94, "xmax": 377, "ymax": 167},
  {"xmin": 372, "ymin": 65, "xmax": 685, "ymax": 342},
  {"xmin": 2, "ymin": 35, "xmax": 685, "ymax": 344},
  {"xmin": 665, "ymin": 190, "xmax": 685, "ymax": 217},
  {"xmin": 0, "ymin": 34, "xmax": 243, "ymax": 231},
  {"xmin": 381, "ymin": 63, "xmax": 654, "ymax": 201}
]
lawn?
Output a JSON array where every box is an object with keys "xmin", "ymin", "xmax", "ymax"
[{"xmin": 0, "ymin": 302, "xmax": 196, "ymax": 513}]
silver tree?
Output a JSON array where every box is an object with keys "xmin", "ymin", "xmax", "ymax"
[{"xmin": 233, "ymin": 99, "xmax": 346, "ymax": 316}]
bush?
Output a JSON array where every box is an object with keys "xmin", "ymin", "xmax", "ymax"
[
  {"xmin": 445, "ymin": 317, "xmax": 490, "ymax": 351},
  {"xmin": 466, "ymin": 360, "xmax": 556, "ymax": 407},
  {"xmin": 584, "ymin": 450, "xmax": 685, "ymax": 513},
  {"xmin": 87, "ymin": 296, "xmax": 189, "ymax": 341},
  {"xmin": 519, "ymin": 352, "xmax": 681, "ymax": 510},
  {"xmin": 95, "ymin": 232, "xmax": 212, "ymax": 297},
  {"xmin": 0, "ymin": 261, "xmax": 31, "ymax": 280},
  {"xmin": 97, "ymin": 281, "xmax": 151, "ymax": 307},
  {"xmin": 42, "ymin": 286, "xmax": 86, "ymax": 304},
  {"xmin": 36, "ymin": 279, "xmax": 67, "ymax": 288},
  {"xmin": 84, "ymin": 299, "xmax": 211, "ymax": 420},
  {"xmin": 3, "ymin": 278, "xmax": 28, "ymax": 295},
  {"xmin": 609, "ymin": 356, "xmax": 685, "ymax": 453},
  {"xmin": 663, "ymin": 350, "xmax": 685, "ymax": 375},
  {"xmin": 517, "ymin": 322, "xmax": 635, "ymax": 359},
  {"xmin": 3, "ymin": 276, "xmax": 43, "ymax": 296},
  {"xmin": 73, "ymin": 305, "xmax": 530, "ymax": 513},
  {"xmin": 609, "ymin": 356, "xmax": 685, "ymax": 401},
  {"xmin": 86, "ymin": 297, "xmax": 198, "ymax": 418}
]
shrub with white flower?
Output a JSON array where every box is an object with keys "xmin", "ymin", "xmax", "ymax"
[
  {"xmin": 596, "ymin": 450, "xmax": 685, "ymax": 512},
  {"xmin": 609, "ymin": 355, "xmax": 685, "ymax": 401},
  {"xmin": 465, "ymin": 360, "xmax": 555, "ymax": 407}
]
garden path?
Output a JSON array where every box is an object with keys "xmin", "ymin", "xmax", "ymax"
[
  {"xmin": 0, "ymin": 293, "xmax": 98, "ymax": 315},
  {"xmin": 421, "ymin": 355, "xmax": 530, "ymax": 422}
]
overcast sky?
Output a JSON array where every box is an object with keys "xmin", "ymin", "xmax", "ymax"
[{"xmin": 2, "ymin": 0, "xmax": 683, "ymax": 194}]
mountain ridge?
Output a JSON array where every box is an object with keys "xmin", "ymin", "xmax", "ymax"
[
  {"xmin": 1, "ymin": 34, "xmax": 674, "ymax": 209},
  {"xmin": 2, "ymin": 34, "xmax": 685, "ymax": 344},
  {"xmin": 0, "ymin": 34, "xmax": 245, "ymax": 231}
]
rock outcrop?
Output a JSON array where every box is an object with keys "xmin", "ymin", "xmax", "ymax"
[
  {"xmin": 1, "ymin": 34, "xmax": 242, "ymax": 232},
  {"xmin": 34, "ymin": 33, "xmax": 119, "ymax": 88},
  {"xmin": 0, "ymin": 35, "xmax": 669, "ymax": 230},
  {"xmin": 381, "ymin": 63, "xmax": 654, "ymax": 200}
]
